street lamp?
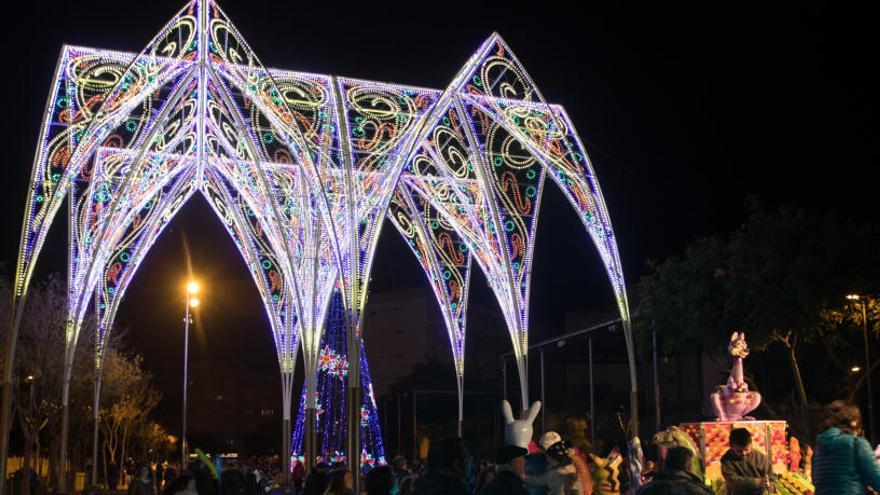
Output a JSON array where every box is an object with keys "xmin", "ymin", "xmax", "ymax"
[
  {"xmin": 182, "ymin": 280, "xmax": 201, "ymax": 465},
  {"xmin": 847, "ymin": 294, "xmax": 874, "ymax": 443}
]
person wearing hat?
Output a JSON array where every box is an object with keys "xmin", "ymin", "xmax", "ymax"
[
  {"xmin": 478, "ymin": 445, "xmax": 529, "ymax": 495},
  {"xmin": 526, "ymin": 432, "xmax": 586, "ymax": 495}
]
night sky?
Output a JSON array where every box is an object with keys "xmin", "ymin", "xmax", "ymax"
[{"xmin": 1, "ymin": 1, "xmax": 877, "ymax": 429}]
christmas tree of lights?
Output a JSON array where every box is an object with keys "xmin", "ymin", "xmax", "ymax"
[{"xmin": 292, "ymin": 290, "xmax": 386, "ymax": 466}]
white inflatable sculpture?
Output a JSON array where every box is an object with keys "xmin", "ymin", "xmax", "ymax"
[{"xmin": 502, "ymin": 400, "xmax": 542, "ymax": 449}]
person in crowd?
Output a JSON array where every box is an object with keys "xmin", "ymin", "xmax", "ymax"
[
  {"xmin": 528, "ymin": 432, "xmax": 584, "ymax": 495},
  {"xmin": 164, "ymin": 463, "xmax": 180, "ymax": 491},
  {"xmin": 164, "ymin": 474, "xmax": 198, "ymax": 495},
  {"xmin": 191, "ymin": 462, "xmax": 220, "ymax": 495},
  {"xmin": 365, "ymin": 465, "xmax": 396, "ymax": 495},
  {"xmin": 399, "ymin": 475, "xmax": 416, "ymax": 495},
  {"xmin": 412, "ymin": 437, "xmax": 473, "ymax": 495},
  {"xmin": 244, "ymin": 471, "xmax": 261, "ymax": 495},
  {"xmin": 221, "ymin": 469, "xmax": 246, "ymax": 495},
  {"xmin": 323, "ymin": 468, "xmax": 354, "ymax": 495},
  {"xmin": 478, "ymin": 445, "xmax": 529, "ymax": 495},
  {"xmin": 812, "ymin": 400, "xmax": 880, "ymax": 495},
  {"xmin": 474, "ymin": 465, "xmax": 497, "ymax": 494},
  {"xmin": 156, "ymin": 460, "xmax": 165, "ymax": 494},
  {"xmin": 292, "ymin": 461, "xmax": 306, "ymax": 493},
  {"xmin": 108, "ymin": 462, "xmax": 121, "ymax": 491},
  {"xmin": 720, "ymin": 428, "xmax": 775, "ymax": 495},
  {"xmin": 411, "ymin": 460, "xmax": 425, "ymax": 478},
  {"xmin": 304, "ymin": 465, "xmax": 330, "ymax": 495},
  {"xmin": 636, "ymin": 447, "xmax": 711, "ymax": 495},
  {"xmin": 393, "ymin": 456, "xmax": 413, "ymax": 486},
  {"xmin": 129, "ymin": 463, "xmax": 155, "ymax": 495}
]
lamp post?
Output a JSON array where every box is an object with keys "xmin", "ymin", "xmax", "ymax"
[
  {"xmin": 847, "ymin": 294, "xmax": 874, "ymax": 443},
  {"xmin": 183, "ymin": 280, "xmax": 200, "ymax": 465}
]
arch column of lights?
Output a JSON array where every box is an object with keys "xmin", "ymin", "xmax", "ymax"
[
  {"xmin": 1, "ymin": 1, "xmax": 318, "ymax": 486},
  {"xmin": 1, "ymin": 0, "xmax": 638, "ymax": 489},
  {"xmin": 387, "ymin": 187, "xmax": 472, "ymax": 436}
]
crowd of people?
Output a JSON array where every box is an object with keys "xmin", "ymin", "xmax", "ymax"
[{"xmin": 74, "ymin": 399, "xmax": 880, "ymax": 495}]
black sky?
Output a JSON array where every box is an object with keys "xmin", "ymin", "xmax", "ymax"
[{"xmin": 1, "ymin": 0, "xmax": 877, "ymax": 418}]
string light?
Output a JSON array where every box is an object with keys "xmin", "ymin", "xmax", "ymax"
[{"xmin": 15, "ymin": 0, "xmax": 632, "ymax": 453}]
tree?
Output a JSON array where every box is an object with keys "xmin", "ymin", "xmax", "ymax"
[
  {"xmin": 100, "ymin": 349, "xmax": 160, "ymax": 485},
  {"xmin": 639, "ymin": 201, "xmax": 880, "ymax": 435},
  {"xmin": 1, "ymin": 271, "xmax": 165, "ymax": 490}
]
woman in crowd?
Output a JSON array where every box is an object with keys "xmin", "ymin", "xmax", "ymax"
[
  {"xmin": 323, "ymin": 468, "xmax": 354, "ymax": 495},
  {"xmin": 164, "ymin": 474, "xmax": 198, "ymax": 495},
  {"xmin": 812, "ymin": 400, "xmax": 880, "ymax": 495},
  {"xmin": 365, "ymin": 465, "xmax": 396, "ymax": 495},
  {"xmin": 128, "ymin": 464, "xmax": 155, "ymax": 495}
]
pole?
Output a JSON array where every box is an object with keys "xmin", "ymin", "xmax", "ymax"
[
  {"xmin": 412, "ymin": 392, "xmax": 417, "ymax": 460},
  {"xmin": 863, "ymin": 300, "xmax": 875, "ymax": 444},
  {"xmin": 457, "ymin": 377, "xmax": 464, "ymax": 438},
  {"xmin": 397, "ymin": 394, "xmax": 402, "ymax": 457},
  {"xmin": 589, "ymin": 337, "xmax": 595, "ymax": 443},
  {"xmin": 182, "ymin": 294, "xmax": 190, "ymax": 466},
  {"xmin": 91, "ymin": 287, "xmax": 102, "ymax": 488},
  {"xmin": 652, "ymin": 326, "xmax": 661, "ymax": 431},
  {"xmin": 304, "ymin": 367, "xmax": 317, "ymax": 474},
  {"xmin": 91, "ymin": 372, "xmax": 102, "ymax": 486},
  {"xmin": 502, "ymin": 359, "xmax": 507, "ymax": 403},
  {"xmin": 58, "ymin": 342, "xmax": 74, "ymax": 492},
  {"xmin": 540, "ymin": 350, "xmax": 546, "ymax": 434},
  {"xmin": 304, "ymin": 407, "xmax": 315, "ymax": 473},
  {"xmin": 0, "ymin": 318, "xmax": 16, "ymax": 495}
]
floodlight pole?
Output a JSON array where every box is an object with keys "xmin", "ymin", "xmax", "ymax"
[
  {"xmin": 182, "ymin": 295, "xmax": 192, "ymax": 465},
  {"xmin": 861, "ymin": 300, "xmax": 875, "ymax": 444}
]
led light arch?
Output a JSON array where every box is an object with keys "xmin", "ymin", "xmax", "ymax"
[{"xmin": 2, "ymin": 0, "xmax": 637, "ymax": 482}]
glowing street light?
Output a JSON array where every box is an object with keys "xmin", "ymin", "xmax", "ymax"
[
  {"xmin": 189, "ymin": 297, "xmax": 200, "ymax": 308},
  {"xmin": 852, "ymin": 366, "xmax": 862, "ymax": 373},
  {"xmin": 187, "ymin": 281, "xmax": 200, "ymax": 295}
]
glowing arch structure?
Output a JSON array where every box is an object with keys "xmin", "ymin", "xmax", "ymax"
[{"xmin": 2, "ymin": 0, "xmax": 637, "ymax": 485}]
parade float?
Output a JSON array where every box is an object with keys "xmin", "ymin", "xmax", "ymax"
[{"xmin": 656, "ymin": 332, "xmax": 814, "ymax": 495}]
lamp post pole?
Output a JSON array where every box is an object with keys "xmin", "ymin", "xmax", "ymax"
[
  {"xmin": 183, "ymin": 281, "xmax": 200, "ymax": 466},
  {"xmin": 182, "ymin": 293, "xmax": 191, "ymax": 465},
  {"xmin": 848, "ymin": 294, "xmax": 875, "ymax": 444},
  {"xmin": 861, "ymin": 299, "xmax": 875, "ymax": 444}
]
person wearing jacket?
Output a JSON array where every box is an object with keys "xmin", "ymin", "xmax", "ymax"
[
  {"xmin": 128, "ymin": 464, "xmax": 155, "ymax": 495},
  {"xmin": 478, "ymin": 445, "xmax": 529, "ymax": 495},
  {"xmin": 412, "ymin": 437, "xmax": 473, "ymax": 495},
  {"xmin": 637, "ymin": 447, "xmax": 711, "ymax": 495},
  {"xmin": 812, "ymin": 400, "xmax": 880, "ymax": 495},
  {"xmin": 720, "ymin": 428, "xmax": 775, "ymax": 495},
  {"xmin": 528, "ymin": 432, "xmax": 585, "ymax": 495}
]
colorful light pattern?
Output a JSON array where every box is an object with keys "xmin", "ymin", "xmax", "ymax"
[
  {"xmin": 9, "ymin": 0, "xmax": 636, "ymax": 462},
  {"xmin": 291, "ymin": 292, "xmax": 385, "ymax": 465}
]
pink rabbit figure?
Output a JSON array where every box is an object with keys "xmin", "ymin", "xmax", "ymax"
[{"xmin": 710, "ymin": 332, "xmax": 762, "ymax": 421}]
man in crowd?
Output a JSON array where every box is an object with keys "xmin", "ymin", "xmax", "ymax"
[
  {"xmin": 637, "ymin": 446, "xmax": 711, "ymax": 495},
  {"xmin": 721, "ymin": 428, "xmax": 775, "ymax": 495},
  {"xmin": 412, "ymin": 437, "xmax": 473, "ymax": 495},
  {"xmin": 478, "ymin": 445, "xmax": 529, "ymax": 495}
]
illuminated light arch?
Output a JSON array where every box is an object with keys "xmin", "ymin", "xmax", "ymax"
[{"xmin": 2, "ymin": 0, "xmax": 637, "ymax": 485}]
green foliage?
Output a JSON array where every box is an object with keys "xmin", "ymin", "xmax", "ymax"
[
  {"xmin": 640, "ymin": 201, "xmax": 880, "ymax": 356},
  {"xmin": 638, "ymin": 201, "xmax": 880, "ymax": 432}
]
